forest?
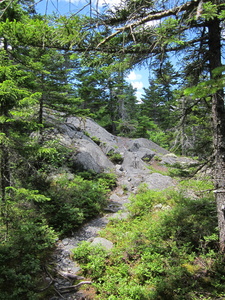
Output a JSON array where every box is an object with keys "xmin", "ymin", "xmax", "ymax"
[{"xmin": 0, "ymin": 0, "xmax": 225, "ymax": 299}]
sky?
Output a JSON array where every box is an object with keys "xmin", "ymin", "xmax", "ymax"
[
  {"xmin": 126, "ymin": 71, "xmax": 148, "ymax": 101},
  {"xmin": 35, "ymin": 0, "xmax": 150, "ymax": 101}
]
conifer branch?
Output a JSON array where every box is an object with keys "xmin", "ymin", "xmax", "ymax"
[{"xmin": 97, "ymin": 1, "xmax": 197, "ymax": 48}]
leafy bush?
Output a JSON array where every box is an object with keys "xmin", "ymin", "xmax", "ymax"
[
  {"xmin": 77, "ymin": 171, "xmax": 117, "ymax": 190},
  {"xmin": 107, "ymin": 150, "xmax": 123, "ymax": 164},
  {"xmin": 72, "ymin": 184, "xmax": 225, "ymax": 300},
  {"xmin": 168, "ymin": 162, "xmax": 199, "ymax": 178},
  {"xmin": 41, "ymin": 173, "xmax": 110, "ymax": 235},
  {"xmin": 91, "ymin": 135, "xmax": 101, "ymax": 145},
  {"xmin": 73, "ymin": 241, "xmax": 108, "ymax": 279}
]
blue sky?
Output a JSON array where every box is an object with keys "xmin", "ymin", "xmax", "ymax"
[
  {"xmin": 35, "ymin": 0, "xmax": 150, "ymax": 100},
  {"xmin": 126, "ymin": 70, "xmax": 150, "ymax": 101}
]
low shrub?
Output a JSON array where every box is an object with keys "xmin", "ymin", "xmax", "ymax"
[
  {"xmin": 72, "ymin": 183, "xmax": 224, "ymax": 300},
  {"xmin": 107, "ymin": 150, "xmax": 123, "ymax": 164},
  {"xmin": 41, "ymin": 173, "xmax": 110, "ymax": 235}
]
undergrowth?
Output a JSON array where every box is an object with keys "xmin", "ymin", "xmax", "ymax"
[
  {"xmin": 41, "ymin": 172, "xmax": 116, "ymax": 236},
  {"xmin": 0, "ymin": 170, "xmax": 116, "ymax": 299},
  {"xmin": 73, "ymin": 178, "xmax": 225, "ymax": 300}
]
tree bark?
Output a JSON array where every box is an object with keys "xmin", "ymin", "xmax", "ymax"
[
  {"xmin": 0, "ymin": 144, "xmax": 10, "ymax": 203},
  {"xmin": 208, "ymin": 18, "xmax": 225, "ymax": 251}
]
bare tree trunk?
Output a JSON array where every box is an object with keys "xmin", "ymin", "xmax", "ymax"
[
  {"xmin": 181, "ymin": 97, "xmax": 186, "ymax": 156},
  {"xmin": 0, "ymin": 138, "xmax": 11, "ymax": 236},
  {"xmin": 208, "ymin": 18, "xmax": 225, "ymax": 251},
  {"xmin": 0, "ymin": 145, "xmax": 10, "ymax": 203},
  {"xmin": 108, "ymin": 81, "xmax": 117, "ymax": 135}
]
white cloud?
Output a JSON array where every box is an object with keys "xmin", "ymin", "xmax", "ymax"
[
  {"xmin": 96, "ymin": 0, "xmax": 122, "ymax": 6},
  {"xmin": 62, "ymin": 0, "xmax": 122, "ymax": 7},
  {"xmin": 126, "ymin": 71, "xmax": 142, "ymax": 81},
  {"xmin": 131, "ymin": 81, "xmax": 144, "ymax": 90},
  {"xmin": 136, "ymin": 91, "xmax": 143, "ymax": 103},
  {"xmin": 126, "ymin": 71, "xmax": 144, "ymax": 101}
]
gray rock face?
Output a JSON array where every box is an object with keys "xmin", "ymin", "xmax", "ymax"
[
  {"xmin": 145, "ymin": 173, "xmax": 175, "ymax": 190},
  {"xmin": 91, "ymin": 237, "xmax": 113, "ymax": 250},
  {"xmin": 43, "ymin": 114, "xmax": 195, "ymax": 181},
  {"xmin": 63, "ymin": 117, "xmax": 169, "ymax": 174},
  {"xmin": 71, "ymin": 139, "xmax": 114, "ymax": 173},
  {"xmin": 126, "ymin": 138, "xmax": 169, "ymax": 155},
  {"xmin": 66, "ymin": 116, "xmax": 118, "ymax": 154},
  {"xmin": 43, "ymin": 115, "xmax": 114, "ymax": 173}
]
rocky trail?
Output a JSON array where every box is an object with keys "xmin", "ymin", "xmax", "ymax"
[
  {"xmin": 48, "ymin": 169, "xmax": 177, "ymax": 300},
  {"xmin": 44, "ymin": 116, "xmax": 196, "ymax": 299},
  {"xmin": 49, "ymin": 176, "xmax": 132, "ymax": 300}
]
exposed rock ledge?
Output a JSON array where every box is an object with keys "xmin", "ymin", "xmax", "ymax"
[{"xmin": 44, "ymin": 114, "xmax": 195, "ymax": 191}]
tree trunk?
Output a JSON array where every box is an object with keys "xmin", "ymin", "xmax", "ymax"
[
  {"xmin": 0, "ymin": 141, "xmax": 11, "ymax": 236},
  {"xmin": 0, "ymin": 144, "xmax": 10, "ymax": 203},
  {"xmin": 181, "ymin": 97, "xmax": 186, "ymax": 156},
  {"xmin": 208, "ymin": 18, "xmax": 225, "ymax": 251},
  {"xmin": 108, "ymin": 81, "xmax": 117, "ymax": 135}
]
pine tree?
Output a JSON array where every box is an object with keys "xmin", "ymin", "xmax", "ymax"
[{"xmin": 89, "ymin": 0, "xmax": 225, "ymax": 250}]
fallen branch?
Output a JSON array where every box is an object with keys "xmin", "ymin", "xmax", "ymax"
[
  {"xmin": 35, "ymin": 266, "xmax": 55, "ymax": 292},
  {"xmin": 59, "ymin": 271, "xmax": 84, "ymax": 281},
  {"xmin": 53, "ymin": 287, "xmax": 66, "ymax": 299},
  {"xmin": 59, "ymin": 281, "xmax": 92, "ymax": 294}
]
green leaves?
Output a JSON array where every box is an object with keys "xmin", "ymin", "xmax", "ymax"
[
  {"xmin": 156, "ymin": 18, "xmax": 185, "ymax": 46},
  {"xmin": 39, "ymin": 173, "xmax": 110, "ymax": 235},
  {"xmin": 7, "ymin": 187, "xmax": 51, "ymax": 203},
  {"xmin": 2, "ymin": 17, "xmax": 55, "ymax": 47},
  {"xmin": 201, "ymin": 2, "xmax": 219, "ymax": 21},
  {"xmin": 184, "ymin": 78, "xmax": 225, "ymax": 99}
]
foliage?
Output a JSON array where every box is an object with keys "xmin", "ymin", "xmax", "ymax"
[
  {"xmin": 73, "ymin": 181, "xmax": 224, "ymax": 300},
  {"xmin": 73, "ymin": 241, "xmax": 109, "ymax": 279},
  {"xmin": 107, "ymin": 149, "xmax": 123, "ymax": 164},
  {"xmin": 77, "ymin": 171, "xmax": 117, "ymax": 189},
  {"xmin": 167, "ymin": 161, "xmax": 199, "ymax": 178},
  {"xmin": 91, "ymin": 136, "xmax": 101, "ymax": 145},
  {"xmin": 0, "ymin": 187, "xmax": 56, "ymax": 300},
  {"xmin": 40, "ymin": 173, "xmax": 111, "ymax": 235}
]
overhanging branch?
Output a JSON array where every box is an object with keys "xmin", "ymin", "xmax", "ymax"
[{"xmin": 97, "ymin": 1, "xmax": 197, "ymax": 48}]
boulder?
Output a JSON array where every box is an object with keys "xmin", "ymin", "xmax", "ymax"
[
  {"xmin": 42, "ymin": 118, "xmax": 114, "ymax": 173},
  {"xmin": 42, "ymin": 113, "xmax": 195, "ymax": 179},
  {"xmin": 127, "ymin": 138, "xmax": 170, "ymax": 155},
  {"xmin": 66, "ymin": 117, "xmax": 118, "ymax": 153},
  {"xmin": 91, "ymin": 237, "xmax": 113, "ymax": 250},
  {"xmin": 70, "ymin": 139, "xmax": 114, "ymax": 173},
  {"xmin": 144, "ymin": 173, "xmax": 175, "ymax": 190}
]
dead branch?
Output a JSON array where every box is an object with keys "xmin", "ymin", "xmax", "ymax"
[
  {"xmin": 54, "ymin": 287, "xmax": 67, "ymax": 299},
  {"xmin": 58, "ymin": 271, "xmax": 85, "ymax": 281},
  {"xmin": 35, "ymin": 266, "xmax": 55, "ymax": 292},
  {"xmin": 59, "ymin": 281, "xmax": 92, "ymax": 294}
]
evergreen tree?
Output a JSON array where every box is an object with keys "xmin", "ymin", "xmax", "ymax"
[
  {"xmin": 89, "ymin": 0, "xmax": 225, "ymax": 249},
  {"xmin": 140, "ymin": 59, "xmax": 178, "ymax": 130}
]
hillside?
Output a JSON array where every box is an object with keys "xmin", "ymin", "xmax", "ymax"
[{"xmin": 40, "ymin": 116, "xmax": 222, "ymax": 300}]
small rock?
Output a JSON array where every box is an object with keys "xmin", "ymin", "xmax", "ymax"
[
  {"xmin": 164, "ymin": 153, "xmax": 177, "ymax": 158},
  {"xmin": 91, "ymin": 237, "xmax": 113, "ymax": 250},
  {"xmin": 109, "ymin": 194, "xmax": 120, "ymax": 201},
  {"xmin": 62, "ymin": 239, "xmax": 69, "ymax": 246}
]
